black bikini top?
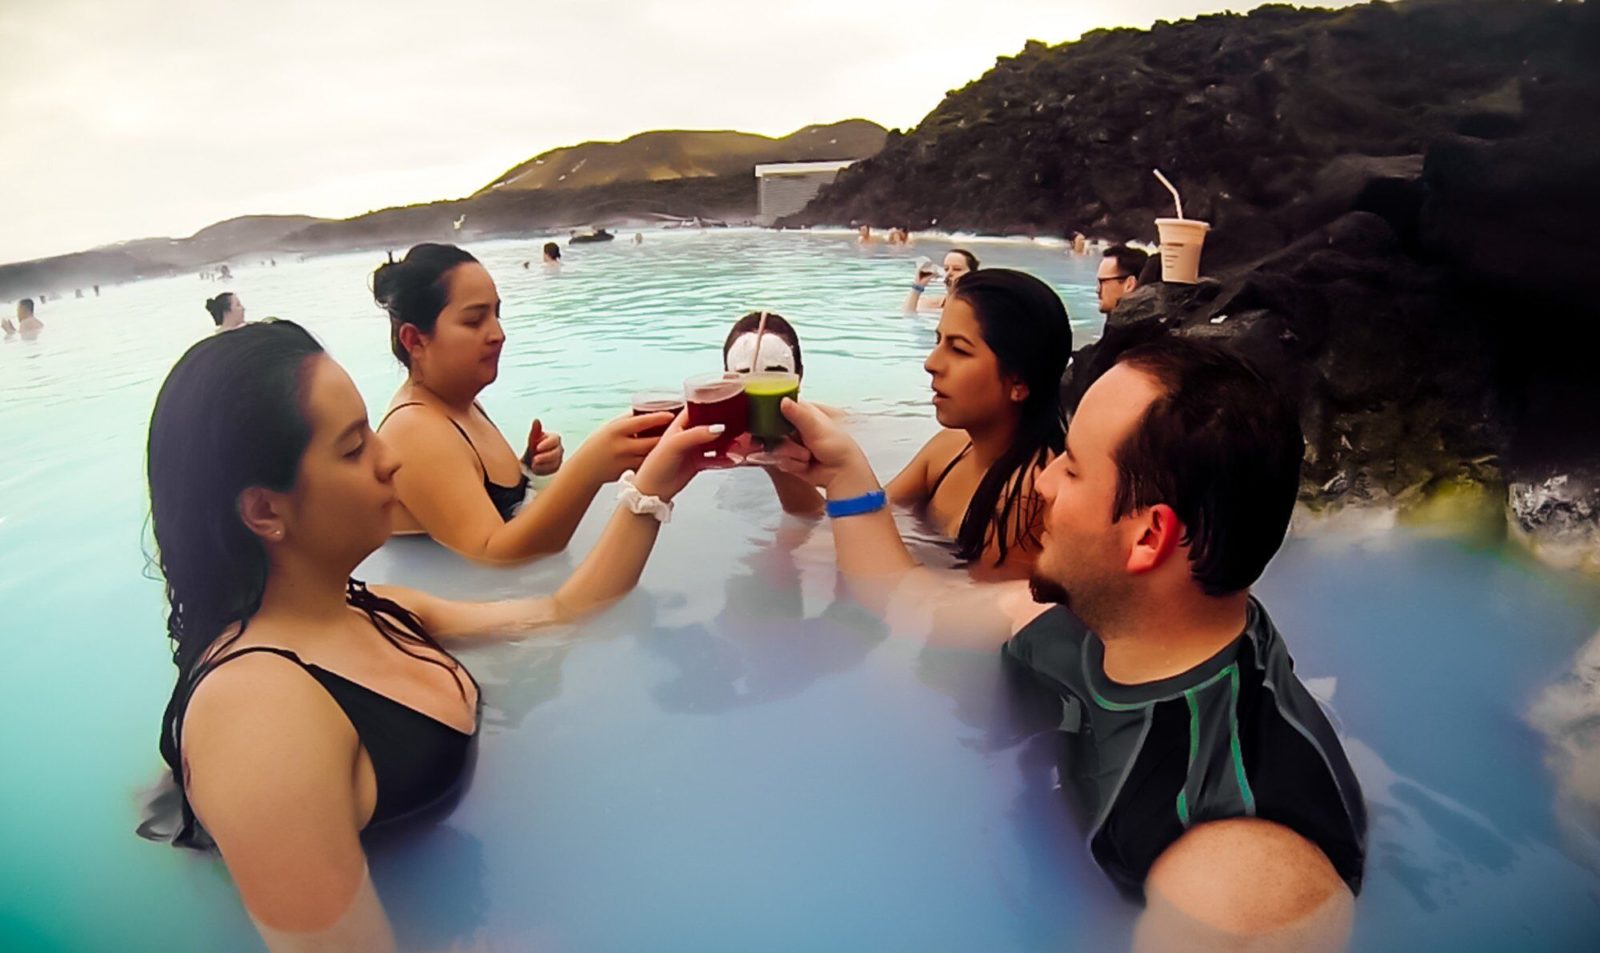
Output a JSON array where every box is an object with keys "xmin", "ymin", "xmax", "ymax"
[
  {"xmin": 380, "ymin": 400, "xmax": 529, "ymax": 521},
  {"xmin": 153, "ymin": 625, "xmax": 481, "ymax": 849},
  {"xmin": 210, "ymin": 645, "xmax": 478, "ymax": 825},
  {"xmin": 926, "ymin": 441, "xmax": 973, "ymax": 504}
]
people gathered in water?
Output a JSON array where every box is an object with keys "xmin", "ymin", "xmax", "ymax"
[
  {"xmin": 373, "ymin": 243, "xmax": 676, "ymax": 564},
  {"xmin": 142, "ymin": 320, "xmax": 723, "ymax": 949},
  {"xmin": 904, "ymin": 248, "xmax": 979, "ymax": 313},
  {"xmin": 133, "ymin": 235, "xmax": 1364, "ymax": 952},
  {"xmin": 205, "ymin": 292, "xmax": 247, "ymax": 332}
]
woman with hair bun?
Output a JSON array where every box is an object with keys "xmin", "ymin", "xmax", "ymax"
[
  {"xmin": 372, "ymin": 243, "xmax": 667, "ymax": 563},
  {"xmin": 205, "ymin": 292, "xmax": 246, "ymax": 332}
]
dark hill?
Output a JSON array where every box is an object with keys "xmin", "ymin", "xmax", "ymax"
[{"xmin": 792, "ymin": 0, "xmax": 1600, "ymax": 529}]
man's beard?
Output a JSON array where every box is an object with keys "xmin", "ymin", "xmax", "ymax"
[{"xmin": 1029, "ymin": 572, "xmax": 1071, "ymax": 607}]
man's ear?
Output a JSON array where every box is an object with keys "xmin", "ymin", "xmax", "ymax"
[{"xmin": 1126, "ymin": 503, "xmax": 1183, "ymax": 575}]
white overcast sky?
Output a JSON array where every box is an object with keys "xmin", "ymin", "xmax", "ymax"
[{"xmin": 0, "ymin": 0, "xmax": 1364, "ymax": 264}]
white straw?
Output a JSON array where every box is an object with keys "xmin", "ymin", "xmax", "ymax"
[
  {"xmin": 1153, "ymin": 169, "xmax": 1183, "ymax": 219},
  {"xmin": 750, "ymin": 311, "xmax": 770, "ymax": 375}
]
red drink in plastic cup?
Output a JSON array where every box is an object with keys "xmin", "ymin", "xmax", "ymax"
[
  {"xmin": 683, "ymin": 373, "xmax": 747, "ymax": 455},
  {"xmin": 630, "ymin": 392, "xmax": 685, "ymax": 438}
]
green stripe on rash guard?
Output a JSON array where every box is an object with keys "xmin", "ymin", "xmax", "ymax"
[
  {"xmin": 1228, "ymin": 665, "xmax": 1257, "ymax": 816},
  {"xmin": 1177, "ymin": 689, "xmax": 1201, "ymax": 827}
]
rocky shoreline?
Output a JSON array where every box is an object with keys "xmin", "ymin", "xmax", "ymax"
[{"xmin": 789, "ymin": 0, "xmax": 1600, "ymax": 564}]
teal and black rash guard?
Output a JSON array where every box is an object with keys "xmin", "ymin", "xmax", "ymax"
[{"xmin": 1003, "ymin": 598, "xmax": 1366, "ymax": 898}]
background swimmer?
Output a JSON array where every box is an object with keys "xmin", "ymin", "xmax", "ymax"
[
  {"xmin": 205, "ymin": 292, "xmax": 247, "ymax": 332},
  {"xmin": 904, "ymin": 249, "xmax": 979, "ymax": 313}
]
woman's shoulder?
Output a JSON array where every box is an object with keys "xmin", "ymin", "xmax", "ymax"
[{"xmin": 182, "ymin": 645, "xmax": 350, "ymax": 764}]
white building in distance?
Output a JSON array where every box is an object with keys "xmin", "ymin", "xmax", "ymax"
[{"xmin": 754, "ymin": 161, "xmax": 857, "ymax": 225}]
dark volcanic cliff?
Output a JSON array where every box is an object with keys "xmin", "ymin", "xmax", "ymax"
[{"xmin": 793, "ymin": 0, "xmax": 1600, "ymax": 518}]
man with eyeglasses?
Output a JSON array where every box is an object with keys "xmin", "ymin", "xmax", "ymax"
[{"xmin": 1097, "ymin": 244, "xmax": 1151, "ymax": 315}]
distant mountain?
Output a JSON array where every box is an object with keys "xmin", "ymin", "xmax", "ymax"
[
  {"xmin": 476, "ymin": 119, "xmax": 886, "ymax": 194},
  {"xmin": 0, "ymin": 121, "xmax": 882, "ymax": 297},
  {"xmin": 1, "ymin": 214, "xmax": 333, "ymax": 299}
]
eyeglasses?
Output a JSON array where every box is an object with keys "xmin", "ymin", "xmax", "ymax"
[{"xmin": 1097, "ymin": 275, "xmax": 1133, "ymax": 286}]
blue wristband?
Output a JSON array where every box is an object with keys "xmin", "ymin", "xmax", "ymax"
[
  {"xmin": 826, "ymin": 488, "xmax": 887, "ymax": 519},
  {"xmin": 911, "ymin": 283, "xmax": 927, "ymax": 293}
]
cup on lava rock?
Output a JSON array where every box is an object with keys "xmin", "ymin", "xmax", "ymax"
[{"xmin": 1154, "ymin": 218, "xmax": 1210, "ymax": 284}]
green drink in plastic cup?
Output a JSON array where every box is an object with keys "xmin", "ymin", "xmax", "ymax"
[{"xmin": 742, "ymin": 371, "xmax": 799, "ymax": 464}]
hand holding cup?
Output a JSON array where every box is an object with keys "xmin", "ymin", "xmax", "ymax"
[
  {"xmin": 766, "ymin": 398, "xmax": 873, "ymax": 493},
  {"xmin": 632, "ymin": 412, "xmax": 736, "ymax": 500}
]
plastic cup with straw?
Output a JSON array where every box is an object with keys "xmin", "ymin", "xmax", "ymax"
[
  {"xmin": 740, "ymin": 311, "xmax": 800, "ymax": 465},
  {"xmin": 1152, "ymin": 169, "xmax": 1210, "ymax": 284}
]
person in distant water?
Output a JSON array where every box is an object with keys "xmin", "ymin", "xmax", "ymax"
[
  {"xmin": 1097, "ymin": 243, "xmax": 1150, "ymax": 315},
  {"xmin": 2, "ymin": 314, "xmax": 15, "ymax": 336},
  {"xmin": 633, "ymin": 233, "xmax": 644, "ymax": 245},
  {"xmin": 94, "ymin": 284, "xmax": 101, "ymax": 296},
  {"xmin": 16, "ymin": 298, "xmax": 43, "ymax": 334},
  {"xmin": 857, "ymin": 225, "xmax": 877, "ymax": 245},
  {"xmin": 541, "ymin": 242, "xmax": 562, "ymax": 271},
  {"xmin": 768, "ymin": 336, "xmax": 1365, "ymax": 950},
  {"xmin": 140, "ymin": 319, "xmax": 722, "ymax": 952},
  {"xmin": 1071, "ymin": 232, "xmax": 1088, "ymax": 255},
  {"xmin": 373, "ymin": 243, "xmax": 673, "ymax": 564},
  {"xmin": 904, "ymin": 249, "xmax": 980, "ymax": 314},
  {"xmin": 206, "ymin": 292, "xmax": 247, "ymax": 332}
]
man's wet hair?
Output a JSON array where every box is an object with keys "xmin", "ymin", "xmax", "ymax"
[
  {"xmin": 1102, "ymin": 244, "xmax": 1149, "ymax": 282},
  {"xmin": 18, "ymin": 298, "xmax": 34, "ymax": 315},
  {"xmin": 1106, "ymin": 336, "xmax": 1303, "ymax": 595}
]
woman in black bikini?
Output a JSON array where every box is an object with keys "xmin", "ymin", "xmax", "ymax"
[
  {"xmin": 373, "ymin": 243, "xmax": 671, "ymax": 563},
  {"xmin": 883, "ymin": 269, "xmax": 1072, "ymax": 580},
  {"xmin": 143, "ymin": 321, "xmax": 722, "ymax": 950}
]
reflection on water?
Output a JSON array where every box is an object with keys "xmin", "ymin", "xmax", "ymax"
[{"xmin": 1, "ymin": 232, "xmax": 1599, "ymax": 951}]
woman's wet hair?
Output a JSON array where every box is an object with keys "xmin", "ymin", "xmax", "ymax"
[
  {"xmin": 371, "ymin": 243, "xmax": 480, "ymax": 367},
  {"xmin": 203, "ymin": 293, "xmax": 235, "ymax": 326},
  {"xmin": 144, "ymin": 320, "xmax": 464, "ymax": 847},
  {"xmin": 948, "ymin": 248, "xmax": 980, "ymax": 271},
  {"xmin": 722, "ymin": 311, "xmax": 804, "ymax": 377},
  {"xmin": 543, "ymin": 242, "xmax": 560, "ymax": 261},
  {"xmin": 948, "ymin": 268, "xmax": 1072, "ymax": 566}
]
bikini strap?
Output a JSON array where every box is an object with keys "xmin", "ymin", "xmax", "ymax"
[
  {"xmin": 377, "ymin": 401, "xmax": 489, "ymax": 472},
  {"xmin": 928, "ymin": 442, "xmax": 974, "ymax": 499},
  {"xmin": 376, "ymin": 400, "xmax": 426, "ymax": 429}
]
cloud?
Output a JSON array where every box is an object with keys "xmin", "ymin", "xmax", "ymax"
[{"xmin": 0, "ymin": 0, "xmax": 1368, "ymax": 263}]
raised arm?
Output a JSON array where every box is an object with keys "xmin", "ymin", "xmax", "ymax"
[
  {"xmin": 386, "ymin": 410, "xmax": 672, "ymax": 564},
  {"xmin": 182, "ymin": 656, "xmax": 394, "ymax": 952},
  {"xmin": 376, "ymin": 418, "xmax": 725, "ymax": 639}
]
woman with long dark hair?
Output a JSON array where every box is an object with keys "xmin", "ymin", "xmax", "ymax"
[
  {"xmin": 372, "ymin": 243, "xmax": 667, "ymax": 563},
  {"xmin": 143, "ymin": 320, "xmax": 720, "ymax": 950},
  {"xmin": 205, "ymin": 292, "xmax": 246, "ymax": 331},
  {"xmin": 883, "ymin": 268, "xmax": 1072, "ymax": 578}
]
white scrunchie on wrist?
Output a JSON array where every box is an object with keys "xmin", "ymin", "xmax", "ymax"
[{"xmin": 617, "ymin": 470, "xmax": 673, "ymax": 524}]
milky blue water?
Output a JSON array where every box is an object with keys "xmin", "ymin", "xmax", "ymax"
[{"xmin": 1, "ymin": 230, "xmax": 1597, "ymax": 952}]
